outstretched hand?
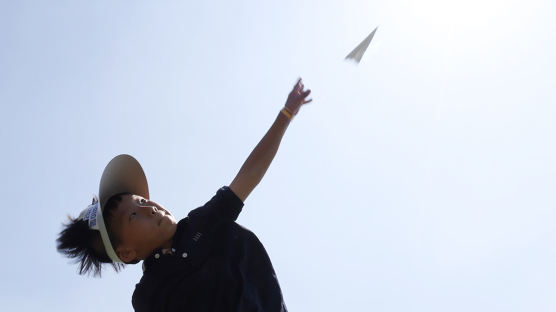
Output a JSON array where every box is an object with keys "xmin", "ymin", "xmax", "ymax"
[
  {"xmin": 285, "ymin": 78, "xmax": 312, "ymax": 116},
  {"xmin": 229, "ymin": 78, "xmax": 312, "ymax": 202}
]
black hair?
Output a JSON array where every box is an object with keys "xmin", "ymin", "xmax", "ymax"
[{"xmin": 56, "ymin": 192, "xmax": 134, "ymax": 277}]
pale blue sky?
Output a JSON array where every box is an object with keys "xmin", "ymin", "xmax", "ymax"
[{"xmin": 1, "ymin": 0, "xmax": 555, "ymax": 311}]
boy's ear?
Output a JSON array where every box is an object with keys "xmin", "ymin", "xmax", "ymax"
[{"xmin": 116, "ymin": 245, "xmax": 137, "ymax": 263}]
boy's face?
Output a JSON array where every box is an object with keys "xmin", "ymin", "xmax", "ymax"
[{"xmin": 111, "ymin": 194, "xmax": 177, "ymax": 262}]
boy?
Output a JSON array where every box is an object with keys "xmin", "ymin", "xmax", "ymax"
[{"xmin": 57, "ymin": 78, "xmax": 312, "ymax": 311}]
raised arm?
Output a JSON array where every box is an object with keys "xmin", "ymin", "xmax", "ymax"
[{"xmin": 229, "ymin": 78, "xmax": 312, "ymax": 202}]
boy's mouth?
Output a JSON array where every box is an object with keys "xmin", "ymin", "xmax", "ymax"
[
  {"xmin": 157, "ymin": 211, "xmax": 165, "ymax": 225},
  {"xmin": 157, "ymin": 209, "xmax": 171, "ymax": 226}
]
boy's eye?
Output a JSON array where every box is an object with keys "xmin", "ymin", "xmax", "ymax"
[{"xmin": 140, "ymin": 198, "xmax": 147, "ymax": 204}]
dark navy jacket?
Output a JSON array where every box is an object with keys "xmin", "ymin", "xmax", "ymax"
[{"xmin": 132, "ymin": 187, "xmax": 287, "ymax": 312}]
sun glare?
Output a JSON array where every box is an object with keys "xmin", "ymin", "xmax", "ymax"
[
  {"xmin": 394, "ymin": 0, "xmax": 522, "ymax": 43},
  {"xmin": 411, "ymin": 0, "xmax": 510, "ymax": 28}
]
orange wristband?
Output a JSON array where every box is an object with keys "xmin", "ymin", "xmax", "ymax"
[
  {"xmin": 281, "ymin": 108, "xmax": 293, "ymax": 120},
  {"xmin": 283, "ymin": 106, "xmax": 294, "ymax": 115}
]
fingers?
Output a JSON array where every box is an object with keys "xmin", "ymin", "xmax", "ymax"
[
  {"xmin": 301, "ymin": 89, "xmax": 312, "ymax": 104},
  {"xmin": 295, "ymin": 78, "xmax": 304, "ymax": 91},
  {"xmin": 293, "ymin": 78, "xmax": 302, "ymax": 91},
  {"xmin": 293, "ymin": 78, "xmax": 307, "ymax": 93},
  {"xmin": 290, "ymin": 77, "xmax": 312, "ymax": 105}
]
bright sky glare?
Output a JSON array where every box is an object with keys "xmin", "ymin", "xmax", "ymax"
[{"xmin": 1, "ymin": 0, "xmax": 555, "ymax": 311}]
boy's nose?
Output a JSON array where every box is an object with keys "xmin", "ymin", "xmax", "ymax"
[{"xmin": 139, "ymin": 205, "xmax": 157, "ymax": 216}]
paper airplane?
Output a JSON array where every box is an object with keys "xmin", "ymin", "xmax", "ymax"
[{"xmin": 345, "ymin": 27, "xmax": 378, "ymax": 63}]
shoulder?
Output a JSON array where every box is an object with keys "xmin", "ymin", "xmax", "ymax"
[{"xmin": 188, "ymin": 186, "xmax": 244, "ymax": 221}]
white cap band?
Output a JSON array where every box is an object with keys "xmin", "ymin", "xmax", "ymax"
[{"xmin": 79, "ymin": 200, "xmax": 122, "ymax": 263}]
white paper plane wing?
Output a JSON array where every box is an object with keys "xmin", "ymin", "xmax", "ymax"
[{"xmin": 345, "ymin": 27, "xmax": 378, "ymax": 63}]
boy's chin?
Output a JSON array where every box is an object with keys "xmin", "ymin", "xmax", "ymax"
[{"xmin": 160, "ymin": 214, "xmax": 177, "ymax": 226}]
